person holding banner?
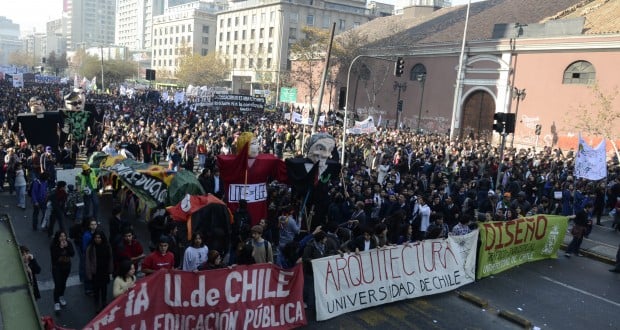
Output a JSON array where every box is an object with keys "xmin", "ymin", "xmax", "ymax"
[{"xmin": 565, "ymin": 202, "xmax": 593, "ymax": 257}]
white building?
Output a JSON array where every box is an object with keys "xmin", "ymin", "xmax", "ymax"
[
  {"xmin": 0, "ymin": 17, "xmax": 21, "ymax": 66},
  {"xmin": 151, "ymin": 1, "xmax": 225, "ymax": 77},
  {"xmin": 46, "ymin": 19, "xmax": 68, "ymax": 57},
  {"xmin": 66, "ymin": 0, "xmax": 116, "ymax": 50},
  {"xmin": 115, "ymin": 0, "xmax": 165, "ymax": 51},
  {"xmin": 216, "ymin": 0, "xmax": 393, "ymax": 93}
]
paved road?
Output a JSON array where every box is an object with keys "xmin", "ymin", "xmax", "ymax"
[{"xmin": 1, "ymin": 187, "xmax": 619, "ymax": 329}]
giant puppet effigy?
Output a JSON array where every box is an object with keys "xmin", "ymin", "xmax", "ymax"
[
  {"xmin": 286, "ymin": 132, "xmax": 341, "ymax": 229},
  {"xmin": 216, "ymin": 132, "xmax": 288, "ymax": 226},
  {"xmin": 15, "ymin": 87, "xmax": 92, "ymax": 150}
]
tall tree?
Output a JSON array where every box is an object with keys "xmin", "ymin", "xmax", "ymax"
[
  {"xmin": 289, "ymin": 26, "xmax": 333, "ymax": 108},
  {"xmin": 568, "ymin": 82, "xmax": 620, "ymax": 160},
  {"xmin": 8, "ymin": 50, "xmax": 35, "ymax": 67},
  {"xmin": 176, "ymin": 52, "xmax": 230, "ymax": 86}
]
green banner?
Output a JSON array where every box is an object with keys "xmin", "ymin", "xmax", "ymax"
[
  {"xmin": 477, "ymin": 215, "xmax": 568, "ymax": 279},
  {"xmin": 280, "ymin": 87, "xmax": 297, "ymax": 103}
]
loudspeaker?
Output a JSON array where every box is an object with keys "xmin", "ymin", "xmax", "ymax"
[
  {"xmin": 146, "ymin": 69, "xmax": 156, "ymax": 81},
  {"xmin": 338, "ymin": 87, "xmax": 347, "ymax": 110}
]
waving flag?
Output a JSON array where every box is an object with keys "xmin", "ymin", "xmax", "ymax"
[{"xmin": 575, "ymin": 134, "xmax": 606, "ymax": 180}]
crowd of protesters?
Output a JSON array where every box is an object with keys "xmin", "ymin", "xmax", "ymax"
[{"xmin": 2, "ymin": 81, "xmax": 619, "ymax": 312}]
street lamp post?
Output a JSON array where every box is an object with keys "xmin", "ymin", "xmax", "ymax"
[
  {"xmin": 510, "ymin": 87, "xmax": 526, "ymax": 147},
  {"xmin": 393, "ymin": 81, "xmax": 407, "ymax": 129},
  {"xmin": 416, "ymin": 72, "xmax": 426, "ymax": 132},
  {"xmin": 100, "ymin": 46, "xmax": 104, "ymax": 93}
]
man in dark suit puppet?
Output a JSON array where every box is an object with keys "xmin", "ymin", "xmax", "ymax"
[
  {"xmin": 15, "ymin": 96, "xmax": 62, "ymax": 150},
  {"xmin": 286, "ymin": 133, "xmax": 341, "ymax": 229}
]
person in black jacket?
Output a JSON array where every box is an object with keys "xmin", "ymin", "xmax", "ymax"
[
  {"xmin": 565, "ymin": 203, "xmax": 593, "ymax": 257},
  {"xmin": 50, "ymin": 230, "xmax": 75, "ymax": 312},
  {"xmin": 21, "ymin": 245, "xmax": 41, "ymax": 300}
]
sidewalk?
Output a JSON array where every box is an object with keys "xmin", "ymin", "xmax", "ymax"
[{"xmin": 562, "ymin": 215, "xmax": 619, "ymax": 265}]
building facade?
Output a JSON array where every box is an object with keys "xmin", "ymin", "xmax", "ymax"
[
  {"xmin": 66, "ymin": 0, "xmax": 116, "ymax": 50},
  {"xmin": 216, "ymin": 0, "xmax": 392, "ymax": 94},
  {"xmin": 300, "ymin": 0, "xmax": 620, "ymax": 149},
  {"xmin": 0, "ymin": 17, "xmax": 21, "ymax": 66},
  {"xmin": 150, "ymin": 1, "xmax": 222, "ymax": 77},
  {"xmin": 115, "ymin": 0, "xmax": 165, "ymax": 51}
]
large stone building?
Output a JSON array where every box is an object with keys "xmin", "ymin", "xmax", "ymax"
[
  {"xmin": 150, "ymin": 1, "xmax": 225, "ymax": 77},
  {"xmin": 115, "ymin": 0, "xmax": 165, "ymax": 51},
  {"xmin": 216, "ymin": 0, "xmax": 394, "ymax": 94},
  {"xmin": 307, "ymin": 0, "xmax": 620, "ymax": 149},
  {"xmin": 65, "ymin": 0, "xmax": 116, "ymax": 50}
]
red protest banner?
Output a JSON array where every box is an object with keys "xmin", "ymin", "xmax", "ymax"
[{"xmin": 84, "ymin": 264, "xmax": 306, "ymax": 330}]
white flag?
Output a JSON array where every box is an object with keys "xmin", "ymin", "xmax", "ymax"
[{"xmin": 574, "ymin": 134, "xmax": 607, "ymax": 180}]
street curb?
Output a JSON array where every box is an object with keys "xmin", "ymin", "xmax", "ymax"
[
  {"xmin": 457, "ymin": 291, "xmax": 488, "ymax": 308},
  {"xmin": 498, "ymin": 309, "xmax": 532, "ymax": 328},
  {"xmin": 560, "ymin": 243, "xmax": 616, "ymax": 265}
]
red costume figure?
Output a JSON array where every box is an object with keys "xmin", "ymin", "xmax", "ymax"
[{"xmin": 217, "ymin": 132, "xmax": 287, "ymax": 226}]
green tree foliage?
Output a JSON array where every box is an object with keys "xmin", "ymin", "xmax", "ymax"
[
  {"xmin": 176, "ymin": 53, "xmax": 230, "ymax": 86},
  {"xmin": 46, "ymin": 51, "xmax": 69, "ymax": 76},
  {"xmin": 79, "ymin": 55, "xmax": 138, "ymax": 88}
]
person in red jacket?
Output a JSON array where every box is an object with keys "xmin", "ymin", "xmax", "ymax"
[
  {"xmin": 114, "ymin": 228, "xmax": 145, "ymax": 275},
  {"xmin": 142, "ymin": 235, "xmax": 175, "ymax": 275}
]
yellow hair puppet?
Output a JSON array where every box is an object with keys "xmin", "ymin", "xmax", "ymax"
[{"xmin": 236, "ymin": 132, "xmax": 254, "ymax": 155}]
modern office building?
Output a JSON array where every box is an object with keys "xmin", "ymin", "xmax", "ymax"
[
  {"xmin": 46, "ymin": 19, "xmax": 68, "ymax": 57},
  {"xmin": 0, "ymin": 17, "xmax": 21, "ymax": 66},
  {"xmin": 65, "ymin": 0, "xmax": 116, "ymax": 50},
  {"xmin": 115, "ymin": 0, "xmax": 166, "ymax": 51}
]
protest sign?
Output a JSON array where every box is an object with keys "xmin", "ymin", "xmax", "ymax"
[
  {"xmin": 311, "ymin": 231, "xmax": 478, "ymax": 321},
  {"xmin": 84, "ymin": 264, "xmax": 306, "ymax": 330},
  {"xmin": 477, "ymin": 215, "xmax": 568, "ymax": 279}
]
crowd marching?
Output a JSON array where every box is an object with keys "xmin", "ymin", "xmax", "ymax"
[{"xmin": 1, "ymin": 81, "xmax": 619, "ymax": 315}]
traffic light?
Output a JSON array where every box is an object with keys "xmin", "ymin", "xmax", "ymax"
[
  {"xmin": 42, "ymin": 57, "xmax": 46, "ymax": 64},
  {"xmin": 503, "ymin": 113, "xmax": 516, "ymax": 134},
  {"xmin": 493, "ymin": 113, "xmax": 505, "ymax": 133},
  {"xmin": 535, "ymin": 124, "xmax": 542, "ymax": 136},
  {"xmin": 397, "ymin": 100, "xmax": 403, "ymax": 112},
  {"xmin": 394, "ymin": 57, "xmax": 405, "ymax": 77}
]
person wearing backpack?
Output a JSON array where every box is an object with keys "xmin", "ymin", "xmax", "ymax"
[{"xmin": 247, "ymin": 225, "xmax": 273, "ymax": 264}]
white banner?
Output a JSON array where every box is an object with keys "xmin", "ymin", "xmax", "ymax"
[
  {"xmin": 228, "ymin": 183, "xmax": 268, "ymax": 203},
  {"xmin": 312, "ymin": 231, "xmax": 479, "ymax": 321},
  {"xmin": 12, "ymin": 73, "xmax": 23, "ymax": 88},
  {"xmin": 575, "ymin": 134, "xmax": 606, "ymax": 180},
  {"xmin": 284, "ymin": 112, "xmax": 325, "ymax": 126},
  {"xmin": 346, "ymin": 116, "xmax": 377, "ymax": 135}
]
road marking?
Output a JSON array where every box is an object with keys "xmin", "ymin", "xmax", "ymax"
[
  {"xmin": 541, "ymin": 276, "xmax": 620, "ymax": 307},
  {"xmin": 38, "ymin": 274, "xmax": 82, "ymax": 292}
]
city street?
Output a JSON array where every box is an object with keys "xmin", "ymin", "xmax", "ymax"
[{"xmin": 1, "ymin": 190, "xmax": 619, "ymax": 329}]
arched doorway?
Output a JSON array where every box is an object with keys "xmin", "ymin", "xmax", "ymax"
[{"xmin": 460, "ymin": 90, "xmax": 495, "ymax": 140}]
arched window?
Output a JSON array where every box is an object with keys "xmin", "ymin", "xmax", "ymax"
[
  {"xmin": 563, "ymin": 61, "xmax": 595, "ymax": 84},
  {"xmin": 409, "ymin": 63, "xmax": 427, "ymax": 82}
]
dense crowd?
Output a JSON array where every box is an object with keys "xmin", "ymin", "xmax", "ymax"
[{"xmin": 1, "ymin": 81, "xmax": 619, "ymax": 313}]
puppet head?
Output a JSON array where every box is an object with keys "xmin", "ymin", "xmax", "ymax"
[
  {"xmin": 63, "ymin": 87, "xmax": 86, "ymax": 111},
  {"xmin": 306, "ymin": 133, "xmax": 336, "ymax": 166},
  {"xmin": 236, "ymin": 132, "xmax": 259, "ymax": 158},
  {"xmin": 28, "ymin": 96, "xmax": 46, "ymax": 114}
]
